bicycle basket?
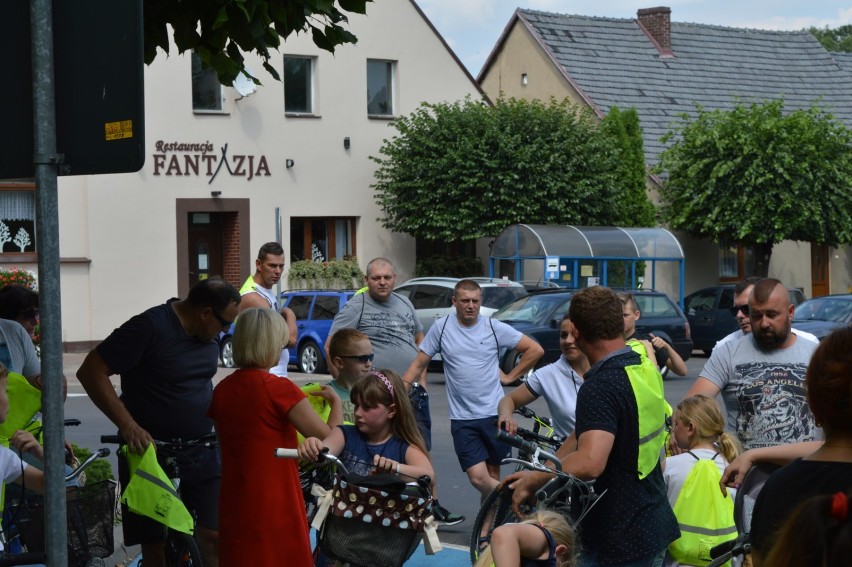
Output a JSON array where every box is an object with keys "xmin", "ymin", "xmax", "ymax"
[
  {"xmin": 5, "ymin": 480, "xmax": 117, "ymax": 567},
  {"xmin": 316, "ymin": 473, "xmax": 434, "ymax": 567}
]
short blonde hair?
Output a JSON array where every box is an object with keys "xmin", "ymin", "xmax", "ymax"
[{"xmin": 233, "ymin": 308, "xmax": 285, "ymax": 369}]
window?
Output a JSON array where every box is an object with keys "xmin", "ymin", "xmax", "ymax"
[
  {"xmin": 191, "ymin": 52, "xmax": 224, "ymax": 112},
  {"xmin": 290, "ymin": 218, "xmax": 356, "ymax": 262},
  {"xmin": 367, "ymin": 60, "xmax": 395, "ymax": 116},
  {"xmin": 719, "ymin": 239, "xmax": 755, "ymax": 281},
  {"xmin": 288, "ymin": 296, "xmax": 313, "ymax": 320},
  {"xmin": 284, "ymin": 56, "xmax": 315, "ymax": 114},
  {"xmin": 0, "ymin": 185, "xmax": 36, "ymax": 256},
  {"xmin": 312, "ymin": 295, "xmax": 341, "ymax": 320}
]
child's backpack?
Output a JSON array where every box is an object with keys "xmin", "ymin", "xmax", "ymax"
[{"xmin": 669, "ymin": 452, "xmax": 736, "ymax": 566}]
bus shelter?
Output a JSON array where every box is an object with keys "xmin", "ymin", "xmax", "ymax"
[{"xmin": 488, "ymin": 224, "xmax": 686, "ymax": 306}]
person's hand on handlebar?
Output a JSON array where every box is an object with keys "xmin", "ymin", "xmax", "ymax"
[
  {"xmin": 372, "ymin": 454, "xmax": 399, "ymax": 473},
  {"xmin": 498, "ymin": 413, "xmax": 519, "ymax": 436},
  {"xmin": 298, "ymin": 437, "xmax": 325, "ymax": 462},
  {"xmin": 503, "ymin": 470, "xmax": 553, "ymax": 516},
  {"xmin": 119, "ymin": 420, "xmax": 154, "ymax": 455}
]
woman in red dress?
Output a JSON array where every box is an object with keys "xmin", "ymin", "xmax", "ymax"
[{"xmin": 209, "ymin": 307, "xmax": 342, "ymax": 565}]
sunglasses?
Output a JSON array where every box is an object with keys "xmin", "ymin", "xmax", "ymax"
[
  {"xmin": 211, "ymin": 308, "xmax": 233, "ymax": 329},
  {"xmin": 728, "ymin": 304, "xmax": 750, "ymax": 317},
  {"xmin": 340, "ymin": 353, "xmax": 375, "ymax": 363}
]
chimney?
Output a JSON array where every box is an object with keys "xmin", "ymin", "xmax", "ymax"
[{"xmin": 637, "ymin": 6, "xmax": 672, "ymax": 54}]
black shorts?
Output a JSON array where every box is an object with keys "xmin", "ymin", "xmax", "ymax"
[{"xmin": 118, "ymin": 443, "xmax": 221, "ymax": 546}]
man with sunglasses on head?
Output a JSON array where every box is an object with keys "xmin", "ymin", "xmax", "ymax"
[
  {"xmin": 685, "ymin": 278, "xmax": 820, "ymax": 451},
  {"xmin": 238, "ymin": 242, "xmax": 297, "ymax": 376},
  {"xmin": 77, "ymin": 276, "xmax": 240, "ymax": 567},
  {"xmin": 715, "ymin": 276, "xmax": 817, "ymax": 348}
]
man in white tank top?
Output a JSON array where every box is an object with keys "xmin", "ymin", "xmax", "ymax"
[{"xmin": 239, "ymin": 242, "xmax": 297, "ymax": 376}]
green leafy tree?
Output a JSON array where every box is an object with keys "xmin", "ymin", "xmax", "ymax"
[
  {"xmin": 809, "ymin": 25, "xmax": 852, "ymax": 52},
  {"xmin": 656, "ymin": 100, "xmax": 852, "ymax": 275},
  {"xmin": 146, "ymin": 0, "xmax": 371, "ymax": 85},
  {"xmin": 372, "ymin": 96, "xmax": 654, "ymax": 242}
]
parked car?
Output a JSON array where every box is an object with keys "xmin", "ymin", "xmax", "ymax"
[
  {"xmin": 791, "ymin": 294, "xmax": 852, "ymax": 341},
  {"xmin": 394, "ymin": 276, "xmax": 527, "ymax": 334},
  {"xmin": 492, "ymin": 288, "xmax": 692, "ymax": 379},
  {"xmin": 218, "ymin": 289, "xmax": 355, "ymax": 374},
  {"xmin": 684, "ymin": 284, "xmax": 807, "ymax": 354}
]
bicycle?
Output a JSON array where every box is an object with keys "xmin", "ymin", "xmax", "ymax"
[
  {"xmin": 0, "ymin": 446, "xmax": 114, "ymax": 567},
  {"xmin": 275, "ymin": 447, "xmax": 438, "ymax": 567},
  {"xmin": 469, "ymin": 428, "xmax": 602, "ymax": 565},
  {"xmin": 102, "ymin": 433, "xmax": 218, "ymax": 567}
]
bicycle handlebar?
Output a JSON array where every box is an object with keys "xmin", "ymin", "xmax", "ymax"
[
  {"xmin": 101, "ymin": 433, "xmax": 218, "ymax": 448},
  {"xmin": 274, "ymin": 448, "xmax": 299, "ymax": 459},
  {"xmin": 496, "ymin": 430, "xmax": 562, "ymax": 472},
  {"xmin": 65, "ymin": 448, "xmax": 110, "ymax": 483},
  {"xmin": 274, "ymin": 447, "xmax": 350, "ymax": 475}
]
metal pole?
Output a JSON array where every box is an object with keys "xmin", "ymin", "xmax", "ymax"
[
  {"xmin": 275, "ymin": 206, "xmax": 282, "ymax": 296},
  {"xmin": 30, "ymin": 0, "xmax": 67, "ymax": 564}
]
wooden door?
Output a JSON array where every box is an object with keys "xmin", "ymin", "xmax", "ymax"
[
  {"xmin": 811, "ymin": 243, "xmax": 829, "ymax": 297},
  {"xmin": 187, "ymin": 212, "xmax": 224, "ymax": 289}
]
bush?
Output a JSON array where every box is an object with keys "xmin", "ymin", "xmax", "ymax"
[
  {"xmin": 72, "ymin": 444, "xmax": 114, "ymax": 485},
  {"xmin": 287, "ymin": 257, "xmax": 364, "ymax": 289},
  {"xmin": 415, "ymin": 256, "xmax": 483, "ymax": 278}
]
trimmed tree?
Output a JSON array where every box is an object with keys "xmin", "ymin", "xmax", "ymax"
[
  {"xmin": 146, "ymin": 0, "xmax": 371, "ymax": 85},
  {"xmin": 809, "ymin": 25, "xmax": 852, "ymax": 52},
  {"xmin": 372, "ymin": 97, "xmax": 654, "ymax": 242},
  {"xmin": 656, "ymin": 100, "xmax": 852, "ymax": 275}
]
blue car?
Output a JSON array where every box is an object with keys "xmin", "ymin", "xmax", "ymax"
[{"xmin": 218, "ymin": 289, "xmax": 356, "ymax": 374}]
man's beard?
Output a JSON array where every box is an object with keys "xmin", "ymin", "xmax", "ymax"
[{"xmin": 754, "ymin": 324, "xmax": 789, "ymax": 350}]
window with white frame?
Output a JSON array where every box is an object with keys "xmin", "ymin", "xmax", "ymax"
[
  {"xmin": 290, "ymin": 218, "xmax": 356, "ymax": 262},
  {"xmin": 367, "ymin": 59, "xmax": 395, "ymax": 117},
  {"xmin": 191, "ymin": 52, "xmax": 224, "ymax": 112},
  {"xmin": 284, "ymin": 56, "xmax": 315, "ymax": 115},
  {"xmin": 0, "ymin": 186, "xmax": 36, "ymax": 255}
]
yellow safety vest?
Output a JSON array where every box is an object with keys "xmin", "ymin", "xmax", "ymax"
[
  {"xmin": 296, "ymin": 383, "xmax": 332, "ymax": 444},
  {"xmin": 121, "ymin": 445, "xmax": 194, "ymax": 534},
  {"xmin": 669, "ymin": 454, "xmax": 736, "ymax": 566},
  {"xmin": 624, "ymin": 350, "xmax": 670, "ymax": 479}
]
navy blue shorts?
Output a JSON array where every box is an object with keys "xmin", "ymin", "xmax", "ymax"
[
  {"xmin": 450, "ymin": 417, "xmax": 511, "ymax": 472},
  {"xmin": 119, "ymin": 443, "xmax": 221, "ymax": 545}
]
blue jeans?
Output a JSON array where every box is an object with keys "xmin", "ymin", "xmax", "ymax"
[{"xmin": 578, "ymin": 549, "xmax": 665, "ymax": 567}]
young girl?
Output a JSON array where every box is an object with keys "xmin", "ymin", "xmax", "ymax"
[
  {"xmin": 474, "ymin": 510, "xmax": 577, "ymax": 567},
  {"xmin": 298, "ymin": 368, "xmax": 434, "ymax": 481},
  {"xmin": 208, "ymin": 308, "xmax": 343, "ymax": 567},
  {"xmin": 663, "ymin": 395, "xmax": 742, "ymax": 567}
]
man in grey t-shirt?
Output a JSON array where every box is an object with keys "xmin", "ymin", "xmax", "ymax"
[{"xmin": 686, "ymin": 278, "xmax": 819, "ymax": 449}]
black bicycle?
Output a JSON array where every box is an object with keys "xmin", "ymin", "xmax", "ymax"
[
  {"xmin": 102, "ymin": 433, "xmax": 218, "ymax": 567},
  {"xmin": 0, "ymin": 446, "xmax": 114, "ymax": 567},
  {"xmin": 469, "ymin": 428, "xmax": 601, "ymax": 565}
]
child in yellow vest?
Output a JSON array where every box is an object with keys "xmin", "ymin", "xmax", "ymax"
[{"xmin": 663, "ymin": 395, "xmax": 741, "ymax": 566}]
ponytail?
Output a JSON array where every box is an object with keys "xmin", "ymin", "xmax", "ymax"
[{"xmin": 716, "ymin": 431, "xmax": 741, "ymax": 464}]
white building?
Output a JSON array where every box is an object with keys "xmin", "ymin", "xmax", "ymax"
[{"xmin": 0, "ymin": 0, "xmax": 483, "ymax": 349}]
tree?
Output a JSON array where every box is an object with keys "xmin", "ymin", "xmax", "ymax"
[
  {"xmin": 145, "ymin": 0, "xmax": 371, "ymax": 85},
  {"xmin": 372, "ymin": 97, "xmax": 655, "ymax": 242},
  {"xmin": 0, "ymin": 221, "xmax": 10, "ymax": 252},
  {"xmin": 809, "ymin": 25, "xmax": 852, "ymax": 52},
  {"xmin": 656, "ymin": 100, "xmax": 852, "ymax": 275},
  {"xmin": 13, "ymin": 228, "xmax": 31, "ymax": 253}
]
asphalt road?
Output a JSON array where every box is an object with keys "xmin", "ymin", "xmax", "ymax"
[{"xmin": 62, "ymin": 350, "xmax": 709, "ymax": 556}]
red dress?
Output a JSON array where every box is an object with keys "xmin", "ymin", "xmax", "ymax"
[{"xmin": 208, "ymin": 368, "xmax": 311, "ymax": 566}]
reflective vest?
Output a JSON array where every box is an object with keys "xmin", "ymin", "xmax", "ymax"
[
  {"xmin": 669, "ymin": 452, "xmax": 736, "ymax": 566},
  {"xmin": 121, "ymin": 445, "xmax": 194, "ymax": 534},
  {"xmin": 624, "ymin": 350, "xmax": 670, "ymax": 479},
  {"xmin": 0, "ymin": 372, "xmax": 42, "ymax": 446},
  {"xmin": 297, "ymin": 382, "xmax": 333, "ymax": 443}
]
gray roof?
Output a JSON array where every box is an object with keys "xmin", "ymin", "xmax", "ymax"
[{"xmin": 514, "ymin": 10, "xmax": 852, "ymax": 167}]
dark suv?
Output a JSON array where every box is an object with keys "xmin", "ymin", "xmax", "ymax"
[
  {"xmin": 492, "ymin": 289, "xmax": 692, "ymax": 378},
  {"xmin": 684, "ymin": 285, "xmax": 806, "ymax": 354},
  {"xmin": 218, "ymin": 289, "xmax": 355, "ymax": 374}
]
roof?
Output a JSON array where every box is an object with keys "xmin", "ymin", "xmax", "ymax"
[
  {"xmin": 490, "ymin": 224, "xmax": 684, "ymax": 260},
  {"xmin": 500, "ymin": 10, "xmax": 852, "ymax": 167}
]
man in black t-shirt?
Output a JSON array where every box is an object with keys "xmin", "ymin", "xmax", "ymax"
[
  {"xmin": 505, "ymin": 286, "xmax": 678, "ymax": 566},
  {"xmin": 77, "ymin": 277, "xmax": 240, "ymax": 567}
]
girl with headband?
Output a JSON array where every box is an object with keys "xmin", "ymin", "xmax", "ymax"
[{"xmin": 298, "ymin": 368, "xmax": 433, "ymax": 479}]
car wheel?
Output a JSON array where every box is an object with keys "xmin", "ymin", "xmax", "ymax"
[
  {"xmin": 660, "ymin": 365, "xmax": 671, "ymax": 380},
  {"xmin": 299, "ymin": 340, "xmax": 326, "ymax": 374},
  {"xmin": 220, "ymin": 337, "xmax": 235, "ymax": 368},
  {"xmin": 503, "ymin": 350, "xmax": 534, "ymax": 386}
]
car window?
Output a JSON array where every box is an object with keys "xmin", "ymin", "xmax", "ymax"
[
  {"xmin": 394, "ymin": 287, "xmax": 413, "ymax": 300},
  {"xmin": 494, "ymin": 294, "xmax": 570, "ymax": 324},
  {"xmin": 719, "ymin": 289, "xmax": 734, "ymax": 310},
  {"xmin": 788, "ymin": 289, "xmax": 805, "ymax": 306},
  {"xmin": 481, "ymin": 287, "xmax": 527, "ymax": 309},
  {"xmin": 287, "ymin": 295, "xmax": 313, "ymax": 320},
  {"xmin": 684, "ymin": 289, "xmax": 717, "ymax": 314},
  {"xmin": 411, "ymin": 285, "xmax": 452, "ymax": 309},
  {"xmin": 312, "ymin": 295, "xmax": 340, "ymax": 320},
  {"xmin": 635, "ymin": 295, "xmax": 678, "ymax": 318}
]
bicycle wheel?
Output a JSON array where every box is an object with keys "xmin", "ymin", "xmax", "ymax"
[
  {"xmin": 468, "ymin": 484, "xmax": 521, "ymax": 565},
  {"xmin": 164, "ymin": 531, "xmax": 204, "ymax": 567}
]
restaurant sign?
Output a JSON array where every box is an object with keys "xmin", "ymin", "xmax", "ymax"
[{"xmin": 152, "ymin": 141, "xmax": 271, "ymax": 184}]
